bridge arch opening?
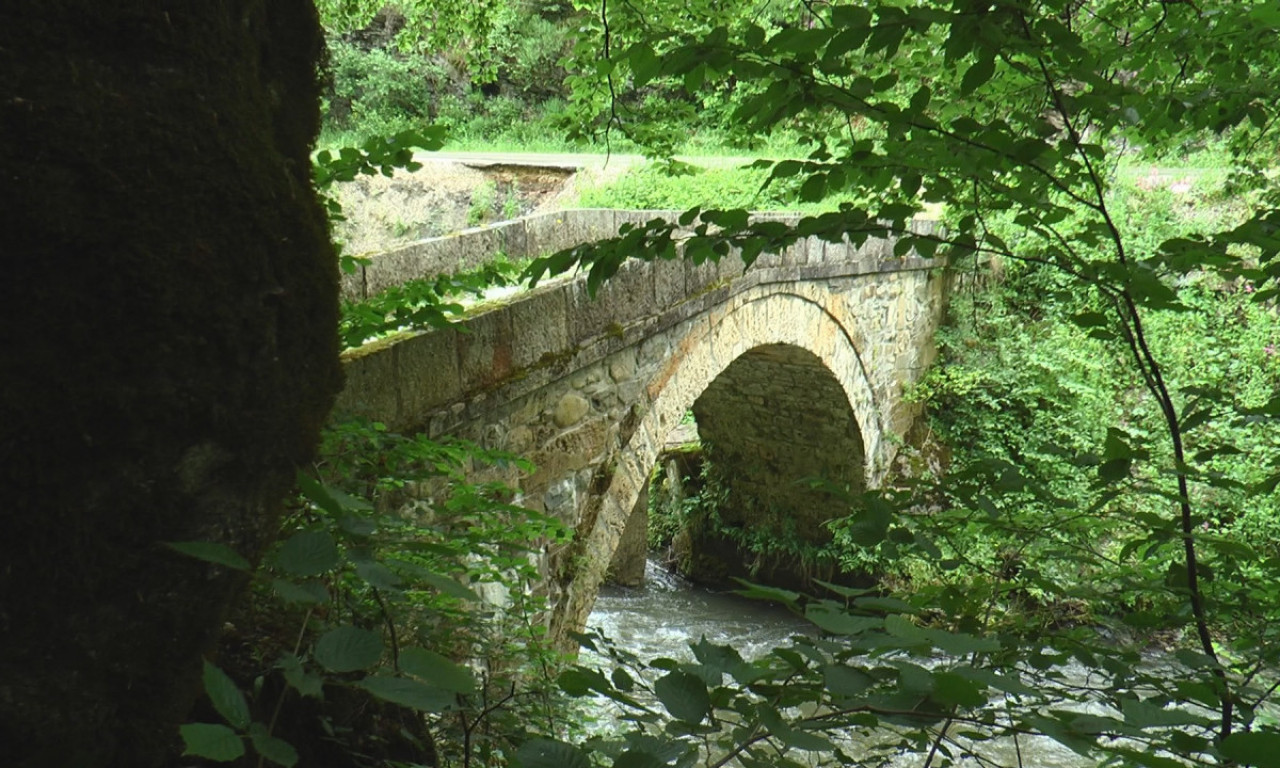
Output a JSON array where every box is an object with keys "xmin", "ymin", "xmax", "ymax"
[
  {"xmin": 557, "ymin": 290, "xmax": 892, "ymax": 640},
  {"xmin": 606, "ymin": 342, "xmax": 868, "ymax": 590}
]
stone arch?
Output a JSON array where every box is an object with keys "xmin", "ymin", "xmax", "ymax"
[
  {"xmin": 692, "ymin": 342, "xmax": 867, "ymax": 547},
  {"xmin": 554, "ymin": 285, "xmax": 885, "ymax": 638}
]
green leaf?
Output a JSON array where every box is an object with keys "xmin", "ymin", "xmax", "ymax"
[
  {"xmin": 358, "ymin": 676, "xmax": 455, "ymax": 712},
  {"xmin": 774, "ymin": 724, "xmax": 834, "ymax": 752},
  {"xmin": 630, "ymin": 43, "xmax": 660, "ymax": 86},
  {"xmin": 884, "ymin": 613, "xmax": 929, "ymax": 644},
  {"xmin": 805, "ymin": 603, "xmax": 883, "ymax": 635},
  {"xmin": 932, "ymin": 671, "xmax": 986, "ymax": 709},
  {"xmin": 1219, "ymin": 732, "xmax": 1280, "ymax": 767},
  {"xmin": 613, "ymin": 749, "xmax": 667, "ymax": 768},
  {"xmin": 1121, "ymin": 698, "xmax": 1208, "ymax": 728},
  {"xmin": 248, "ymin": 724, "xmax": 299, "ymax": 768},
  {"xmin": 297, "ymin": 472, "xmax": 344, "ymax": 517},
  {"xmin": 271, "ymin": 578, "xmax": 328, "ymax": 605},
  {"xmin": 275, "ymin": 531, "xmax": 339, "ymax": 577},
  {"xmin": 516, "ymin": 738, "xmax": 592, "ymax": 768},
  {"xmin": 831, "ymin": 4, "xmax": 871, "ymax": 28},
  {"xmin": 857, "ymin": 596, "xmax": 919, "ymax": 614},
  {"xmin": 799, "ymin": 174, "xmax": 827, "ymax": 202},
  {"xmin": 893, "ymin": 661, "xmax": 935, "ymax": 695},
  {"xmin": 558, "ymin": 666, "xmax": 613, "ymax": 696},
  {"xmin": 1180, "ymin": 407, "xmax": 1215, "ymax": 433},
  {"xmin": 1070, "ymin": 311, "xmax": 1110, "ymax": 329},
  {"xmin": 653, "ymin": 671, "xmax": 711, "ymax": 724},
  {"xmin": 399, "ymin": 647, "xmax": 477, "ymax": 694},
  {"xmin": 314, "ymin": 627, "xmax": 383, "ymax": 673},
  {"xmin": 926, "ymin": 628, "xmax": 1001, "ymax": 655},
  {"xmin": 690, "ymin": 637, "xmax": 745, "ymax": 680},
  {"xmin": 166, "ymin": 541, "xmax": 251, "ymax": 571},
  {"xmin": 278, "ymin": 654, "xmax": 323, "ymax": 699},
  {"xmin": 203, "ymin": 660, "xmax": 250, "ymax": 730},
  {"xmin": 823, "ymin": 664, "xmax": 874, "ymax": 698},
  {"xmin": 1098, "ymin": 458, "xmax": 1132, "ymax": 483},
  {"xmin": 180, "ymin": 723, "xmax": 245, "ymax": 762},
  {"xmin": 355, "ymin": 559, "xmax": 401, "ymax": 590},
  {"xmin": 418, "ymin": 570, "xmax": 482, "ymax": 601},
  {"xmin": 732, "ymin": 580, "xmax": 800, "ymax": 606},
  {"xmin": 612, "ymin": 667, "xmax": 635, "ymax": 692},
  {"xmin": 954, "ymin": 666, "xmax": 1037, "ymax": 697},
  {"xmin": 960, "ymin": 56, "xmax": 996, "ymax": 95}
]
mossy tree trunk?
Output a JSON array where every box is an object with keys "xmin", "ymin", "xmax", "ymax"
[{"xmin": 0, "ymin": 3, "xmax": 342, "ymax": 766}]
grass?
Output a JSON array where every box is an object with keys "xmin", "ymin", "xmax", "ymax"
[
  {"xmin": 320, "ymin": 107, "xmax": 1247, "ymax": 238},
  {"xmin": 573, "ymin": 159, "xmax": 870, "ymax": 214}
]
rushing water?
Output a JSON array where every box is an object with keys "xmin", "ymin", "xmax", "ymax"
[
  {"xmin": 586, "ymin": 559, "xmax": 813, "ymax": 661},
  {"xmin": 582, "ymin": 559, "xmax": 1121, "ymax": 768}
]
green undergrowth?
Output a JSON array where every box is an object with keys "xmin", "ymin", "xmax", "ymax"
[
  {"xmin": 178, "ymin": 420, "xmax": 575, "ymax": 767},
  {"xmin": 888, "ymin": 165, "xmax": 1280, "ymax": 635}
]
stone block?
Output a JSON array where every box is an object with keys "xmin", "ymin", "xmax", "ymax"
[
  {"xmin": 568, "ymin": 258, "xmax": 655, "ymax": 345},
  {"xmin": 364, "ymin": 239, "xmax": 455, "ymax": 295},
  {"xmin": 339, "ymin": 264, "xmax": 366, "ymax": 302},
  {"xmin": 553, "ymin": 392, "xmax": 591, "ymax": 427},
  {"xmin": 607, "ymin": 486, "xmax": 649, "ymax": 586},
  {"xmin": 715, "ymin": 246, "xmax": 748, "ymax": 282},
  {"xmin": 449, "ymin": 226, "xmax": 505, "ymax": 273},
  {"xmin": 457, "ymin": 306, "xmax": 514, "ymax": 392},
  {"xmin": 614, "ymin": 209, "xmax": 683, "ymax": 233},
  {"xmin": 491, "ymin": 218, "xmax": 529, "ymax": 259},
  {"xmin": 637, "ymin": 333, "xmax": 672, "ymax": 369},
  {"xmin": 684, "ymin": 251, "xmax": 721, "ymax": 296},
  {"xmin": 528, "ymin": 418, "xmax": 609, "ymax": 488},
  {"xmin": 795, "ymin": 236, "xmax": 823, "ymax": 266},
  {"xmin": 749, "ymin": 240, "xmax": 790, "ymax": 270},
  {"xmin": 333, "ymin": 343, "xmax": 401, "ymax": 426},
  {"xmin": 394, "ymin": 328, "xmax": 463, "ymax": 423},
  {"xmin": 821, "ymin": 237, "xmax": 853, "ymax": 264},
  {"xmin": 651, "ymin": 257, "xmax": 686, "ymax": 312},
  {"xmin": 506, "ymin": 286, "xmax": 571, "ymax": 370},
  {"xmin": 856, "ymin": 234, "xmax": 892, "ymax": 263},
  {"xmin": 608, "ymin": 349, "xmax": 638, "ymax": 383},
  {"xmin": 526, "ymin": 209, "xmax": 618, "ymax": 258}
]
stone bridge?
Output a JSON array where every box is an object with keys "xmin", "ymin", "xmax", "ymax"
[{"xmin": 333, "ymin": 209, "xmax": 952, "ymax": 642}]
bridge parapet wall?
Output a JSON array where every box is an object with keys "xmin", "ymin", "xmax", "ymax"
[
  {"xmin": 335, "ymin": 210, "xmax": 942, "ymax": 441},
  {"xmin": 343, "ymin": 209, "xmax": 670, "ymax": 301}
]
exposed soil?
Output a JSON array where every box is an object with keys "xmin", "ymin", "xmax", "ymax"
[{"xmin": 332, "ymin": 160, "xmax": 582, "ymax": 257}]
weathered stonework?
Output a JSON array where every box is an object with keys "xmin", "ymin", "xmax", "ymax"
[{"xmin": 332, "ymin": 210, "xmax": 951, "ymax": 647}]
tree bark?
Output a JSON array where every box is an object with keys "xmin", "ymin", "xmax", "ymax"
[{"xmin": 0, "ymin": 3, "xmax": 342, "ymax": 766}]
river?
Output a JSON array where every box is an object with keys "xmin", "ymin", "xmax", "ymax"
[
  {"xmin": 587, "ymin": 559, "xmax": 813, "ymax": 661},
  {"xmin": 583, "ymin": 559, "xmax": 1130, "ymax": 768}
]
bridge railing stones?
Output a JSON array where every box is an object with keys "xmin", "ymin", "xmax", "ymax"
[
  {"xmin": 333, "ymin": 209, "xmax": 942, "ymax": 439},
  {"xmin": 342, "ymin": 209, "xmax": 626, "ymax": 301}
]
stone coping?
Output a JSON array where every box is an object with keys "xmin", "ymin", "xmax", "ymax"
[
  {"xmin": 342, "ymin": 208, "xmax": 624, "ymax": 301},
  {"xmin": 334, "ymin": 211, "xmax": 944, "ymax": 435},
  {"xmin": 342, "ymin": 208, "xmax": 942, "ymax": 301}
]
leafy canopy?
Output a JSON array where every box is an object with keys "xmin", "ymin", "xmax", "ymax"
[{"xmin": 525, "ymin": 0, "xmax": 1280, "ymax": 766}]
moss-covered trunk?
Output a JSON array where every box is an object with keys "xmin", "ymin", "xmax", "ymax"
[{"xmin": 0, "ymin": 3, "xmax": 342, "ymax": 766}]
